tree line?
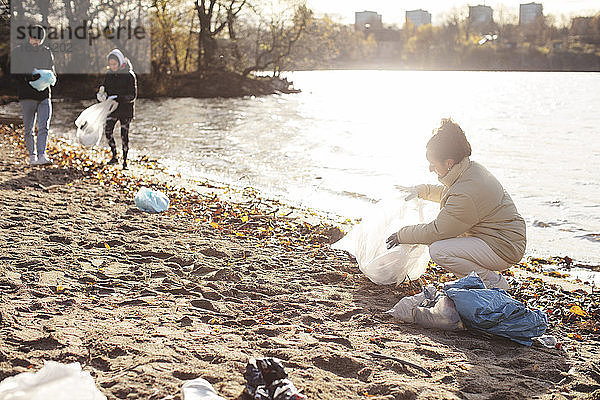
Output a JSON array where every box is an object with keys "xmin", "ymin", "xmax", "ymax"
[
  {"xmin": 1, "ymin": 0, "xmax": 599, "ymax": 82},
  {"xmin": 150, "ymin": 2, "xmax": 600, "ymax": 73}
]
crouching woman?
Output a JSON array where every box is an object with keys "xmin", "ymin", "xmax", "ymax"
[{"xmin": 387, "ymin": 118, "xmax": 526, "ymax": 289}]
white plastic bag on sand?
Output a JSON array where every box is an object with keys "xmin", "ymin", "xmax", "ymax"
[
  {"xmin": 414, "ymin": 295, "xmax": 463, "ymax": 330},
  {"xmin": 385, "ymin": 292, "xmax": 426, "ymax": 322},
  {"xmin": 134, "ymin": 187, "xmax": 170, "ymax": 213},
  {"xmin": 74, "ymin": 99, "xmax": 118, "ymax": 147},
  {"xmin": 386, "ymin": 285, "xmax": 463, "ymax": 331},
  {"xmin": 332, "ymin": 197, "xmax": 433, "ymax": 285},
  {"xmin": 0, "ymin": 361, "xmax": 106, "ymax": 400},
  {"xmin": 182, "ymin": 378, "xmax": 226, "ymax": 400}
]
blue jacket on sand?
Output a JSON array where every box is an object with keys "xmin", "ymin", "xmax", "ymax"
[{"xmin": 443, "ymin": 272, "xmax": 547, "ymax": 345}]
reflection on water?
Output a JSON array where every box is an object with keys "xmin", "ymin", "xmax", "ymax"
[{"xmin": 2, "ymin": 70, "xmax": 599, "ymax": 266}]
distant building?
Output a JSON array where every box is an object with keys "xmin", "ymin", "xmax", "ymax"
[
  {"xmin": 519, "ymin": 2, "xmax": 543, "ymax": 25},
  {"xmin": 355, "ymin": 10, "xmax": 383, "ymax": 32},
  {"xmin": 468, "ymin": 5, "xmax": 494, "ymax": 25},
  {"xmin": 405, "ymin": 9, "xmax": 431, "ymax": 29},
  {"xmin": 570, "ymin": 16, "xmax": 592, "ymax": 36}
]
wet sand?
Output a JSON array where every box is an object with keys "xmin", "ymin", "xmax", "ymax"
[{"xmin": 0, "ymin": 123, "xmax": 598, "ymax": 400}]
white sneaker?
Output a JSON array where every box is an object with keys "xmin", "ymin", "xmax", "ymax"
[
  {"xmin": 36, "ymin": 154, "xmax": 52, "ymax": 165},
  {"xmin": 29, "ymin": 154, "xmax": 38, "ymax": 165}
]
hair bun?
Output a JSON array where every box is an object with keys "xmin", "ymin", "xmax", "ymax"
[{"xmin": 426, "ymin": 118, "xmax": 472, "ymax": 162}]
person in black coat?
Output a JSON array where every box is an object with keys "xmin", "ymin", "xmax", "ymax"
[
  {"xmin": 97, "ymin": 49, "xmax": 137, "ymax": 170},
  {"xmin": 11, "ymin": 24, "xmax": 56, "ymax": 165}
]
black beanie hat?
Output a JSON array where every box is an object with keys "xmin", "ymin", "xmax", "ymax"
[{"xmin": 28, "ymin": 24, "xmax": 46, "ymax": 43}]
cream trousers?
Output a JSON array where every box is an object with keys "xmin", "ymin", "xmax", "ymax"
[{"xmin": 429, "ymin": 237, "xmax": 511, "ymax": 290}]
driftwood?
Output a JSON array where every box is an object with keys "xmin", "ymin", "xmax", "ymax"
[{"xmin": 367, "ymin": 351, "xmax": 433, "ymax": 377}]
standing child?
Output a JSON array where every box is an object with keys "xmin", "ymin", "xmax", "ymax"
[{"xmin": 97, "ymin": 49, "xmax": 137, "ymax": 169}]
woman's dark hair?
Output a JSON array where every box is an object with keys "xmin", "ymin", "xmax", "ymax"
[{"xmin": 426, "ymin": 118, "xmax": 472, "ymax": 163}]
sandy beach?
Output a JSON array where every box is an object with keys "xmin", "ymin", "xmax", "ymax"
[{"xmin": 0, "ymin": 122, "xmax": 599, "ymax": 400}]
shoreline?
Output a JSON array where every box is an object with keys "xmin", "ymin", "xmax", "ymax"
[
  {"xmin": 0, "ymin": 71, "xmax": 299, "ymax": 104},
  {"xmin": 0, "ymin": 122, "xmax": 598, "ymax": 399},
  {"xmin": 1, "ymin": 100, "xmax": 598, "ymax": 270}
]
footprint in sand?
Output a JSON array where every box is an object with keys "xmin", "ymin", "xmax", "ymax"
[
  {"xmin": 19, "ymin": 335, "xmax": 63, "ymax": 351},
  {"xmin": 365, "ymin": 383, "xmax": 418, "ymax": 398},
  {"xmin": 333, "ymin": 308, "xmax": 365, "ymax": 321},
  {"xmin": 172, "ymin": 370, "xmax": 201, "ymax": 380},
  {"xmin": 90, "ymin": 357, "xmax": 111, "ymax": 372},
  {"xmin": 116, "ymin": 224, "xmax": 138, "ymax": 233},
  {"xmin": 199, "ymin": 247, "xmax": 229, "ymax": 258},
  {"xmin": 11, "ymin": 358, "xmax": 31, "ymax": 368},
  {"xmin": 131, "ymin": 250, "xmax": 173, "ymax": 260},
  {"xmin": 48, "ymin": 235, "xmax": 72, "ymax": 245},
  {"xmin": 168, "ymin": 256, "xmax": 194, "ymax": 267},
  {"xmin": 190, "ymin": 299, "xmax": 216, "ymax": 311},
  {"xmin": 414, "ymin": 348, "xmax": 444, "ymax": 361},
  {"xmin": 312, "ymin": 353, "xmax": 365, "ymax": 378}
]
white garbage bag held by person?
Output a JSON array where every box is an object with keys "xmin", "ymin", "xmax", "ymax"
[
  {"xmin": 332, "ymin": 197, "xmax": 434, "ymax": 285},
  {"xmin": 74, "ymin": 99, "xmax": 118, "ymax": 147}
]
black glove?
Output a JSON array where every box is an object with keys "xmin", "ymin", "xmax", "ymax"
[{"xmin": 386, "ymin": 233, "xmax": 400, "ymax": 249}]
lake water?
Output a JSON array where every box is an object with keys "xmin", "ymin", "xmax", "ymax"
[{"xmin": 3, "ymin": 70, "xmax": 599, "ymax": 268}]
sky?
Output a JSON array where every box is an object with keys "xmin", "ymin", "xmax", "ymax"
[{"xmin": 305, "ymin": 0, "xmax": 599, "ymax": 26}]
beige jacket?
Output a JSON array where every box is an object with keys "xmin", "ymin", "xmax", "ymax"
[{"xmin": 397, "ymin": 157, "xmax": 526, "ymax": 264}]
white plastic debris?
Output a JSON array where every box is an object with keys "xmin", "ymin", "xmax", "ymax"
[
  {"xmin": 387, "ymin": 285, "xmax": 463, "ymax": 331},
  {"xmin": 134, "ymin": 187, "xmax": 170, "ymax": 213},
  {"xmin": 534, "ymin": 335, "xmax": 558, "ymax": 348},
  {"xmin": 182, "ymin": 378, "xmax": 226, "ymax": 400},
  {"xmin": 0, "ymin": 361, "xmax": 106, "ymax": 400}
]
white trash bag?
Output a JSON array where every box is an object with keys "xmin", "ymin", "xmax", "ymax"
[
  {"xmin": 332, "ymin": 197, "xmax": 435, "ymax": 285},
  {"xmin": 413, "ymin": 295, "xmax": 463, "ymax": 330},
  {"xmin": 74, "ymin": 99, "xmax": 118, "ymax": 147},
  {"xmin": 182, "ymin": 378, "xmax": 226, "ymax": 400},
  {"xmin": 134, "ymin": 187, "xmax": 170, "ymax": 213},
  {"xmin": 0, "ymin": 361, "xmax": 106, "ymax": 400},
  {"xmin": 385, "ymin": 291, "xmax": 426, "ymax": 322},
  {"xmin": 386, "ymin": 285, "xmax": 463, "ymax": 331}
]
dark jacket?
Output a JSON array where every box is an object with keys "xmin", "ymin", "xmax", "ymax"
[
  {"xmin": 11, "ymin": 43, "xmax": 55, "ymax": 101},
  {"xmin": 103, "ymin": 61, "xmax": 137, "ymax": 119}
]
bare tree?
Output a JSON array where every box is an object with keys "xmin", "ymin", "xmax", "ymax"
[
  {"xmin": 194, "ymin": 0, "xmax": 246, "ymax": 71},
  {"xmin": 241, "ymin": 1, "xmax": 311, "ymax": 77},
  {"xmin": 152, "ymin": 0, "xmax": 184, "ymax": 72}
]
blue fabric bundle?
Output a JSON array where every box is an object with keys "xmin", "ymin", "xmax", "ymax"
[
  {"xmin": 29, "ymin": 68, "xmax": 56, "ymax": 91},
  {"xmin": 443, "ymin": 272, "xmax": 547, "ymax": 345}
]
